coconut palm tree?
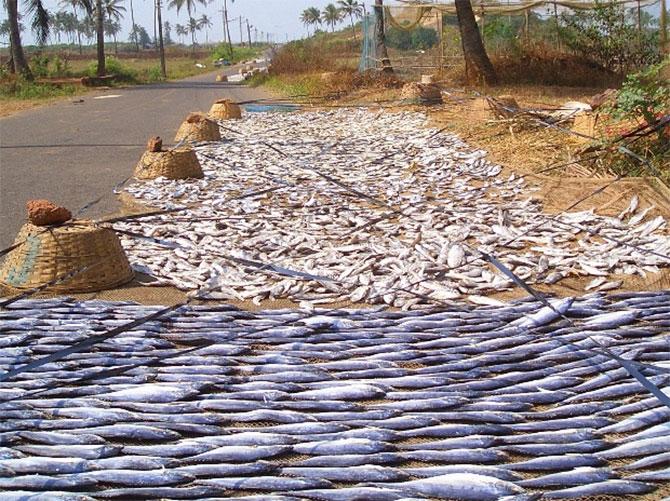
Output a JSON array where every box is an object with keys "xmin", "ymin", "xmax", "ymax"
[
  {"xmin": 59, "ymin": 0, "xmax": 85, "ymax": 53},
  {"xmin": 167, "ymin": 0, "xmax": 207, "ymax": 49},
  {"xmin": 128, "ymin": 0, "xmax": 139, "ymax": 51},
  {"xmin": 322, "ymin": 3, "xmax": 341, "ymax": 32},
  {"xmin": 300, "ymin": 7, "xmax": 321, "ymax": 37},
  {"xmin": 187, "ymin": 16, "xmax": 200, "ymax": 45},
  {"xmin": 102, "ymin": 0, "xmax": 124, "ymax": 23},
  {"xmin": 175, "ymin": 22, "xmax": 186, "ymax": 43},
  {"xmin": 198, "ymin": 13, "xmax": 212, "ymax": 44},
  {"xmin": 104, "ymin": 18, "xmax": 121, "ymax": 52},
  {"xmin": 337, "ymin": 0, "xmax": 362, "ymax": 41},
  {"xmin": 6, "ymin": 0, "xmax": 51, "ymax": 77}
]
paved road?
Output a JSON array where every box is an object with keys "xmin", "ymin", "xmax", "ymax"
[{"xmin": 0, "ymin": 67, "xmax": 268, "ymax": 248}]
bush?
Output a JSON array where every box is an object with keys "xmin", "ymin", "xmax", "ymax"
[
  {"xmin": 559, "ymin": 1, "xmax": 660, "ymax": 74},
  {"xmin": 30, "ymin": 54, "xmax": 51, "ymax": 78},
  {"xmin": 386, "ymin": 26, "xmax": 438, "ymax": 51},
  {"xmin": 86, "ymin": 56, "xmax": 137, "ymax": 81},
  {"xmin": 609, "ymin": 60, "xmax": 670, "ymax": 142}
]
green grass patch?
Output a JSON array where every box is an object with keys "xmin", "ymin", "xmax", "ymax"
[
  {"xmin": 0, "ymin": 78, "xmax": 78, "ymax": 101},
  {"xmin": 252, "ymin": 74, "xmax": 321, "ymax": 98}
]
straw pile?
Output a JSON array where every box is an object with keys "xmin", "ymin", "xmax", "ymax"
[
  {"xmin": 0, "ymin": 221, "xmax": 134, "ymax": 292},
  {"xmin": 400, "ymin": 82, "xmax": 443, "ymax": 104},
  {"xmin": 208, "ymin": 99, "xmax": 242, "ymax": 120},
  {"xmin": 175, "ymin": 112, "xmax": 221, "ymax": 142},
  {"xmin": 135, "ymin": 148, "xmax": 203, "ymax": 180}
]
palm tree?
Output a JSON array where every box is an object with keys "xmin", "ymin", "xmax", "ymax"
[
  {"xmin": 300, "ymin": 7, "xmax": 321, "ymax": 37},
  {"xmin": 167, "ymin": 0, "xmax": 207, "ymax": 49},
  {"xmin": 322, "ymin": 3, "xmax": 341, "ymax": 32},
  {"xmin": 6, "ymin": 0, "xmax": 50, "ymax": 77},
  {"xmin": 337, "ymin": 0, "xmax": 362, "ymax": 41},
  {"xmin": 128, "ymin": 0, "xmax": 139, "ymax": 51},
  {"xmin": 454, "ymin": 0, "xmax": 497, "ymax": 84},
  {"xmin": 104, "ymin": 18, "xmax": 121, "ymax": 52},
  {"xmin": 59, "ymin": 0, "xmax": 85, "ymax": 53},
  {"xmin": 102, "ymin": 0, "xmax": 124, "ymax": 22},
  {"xmin": 163, "ymin": 20, "xmax": 172, "ymax": 44},
  {"xmin": 187, "ymin": 16, "xmax": 200, "ymax": 45},
  {"xmin": 175, "ymin": 22, "xmax": 186, "ymax": 43},
  {"xmin": 198, "ymin": 13, "xmax": 212, "ymax": 44}
]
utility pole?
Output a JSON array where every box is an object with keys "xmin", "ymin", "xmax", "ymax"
[
  {"xmin": 223, "ymin": 0, "xmax": 233, "ymax": 56},
  {"xmin": 156, "ymin": 0, "xmax": 167, "ymax": 77},
  {"xmin": 240, "ymin": 17, "xmax": 244, "ymax": 46},
  {"xmin": 247, "ymin": 19, "xmax": 252, "ymax": 47},
  {"xmin": 219, "ymin": 8, "xmax": 227, "ymax": 43}
]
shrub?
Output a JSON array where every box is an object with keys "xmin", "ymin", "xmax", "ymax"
[
  {"xmin": 559, "ymin": 1, "xmax": 660, "ymax": 74},
  {"xmin": 386, "ymin": 26, "xmax": 438, "ymax": 51},
  {"xmin": 86, "ymin": 56, "xmax": 137, "ymax": 81}
]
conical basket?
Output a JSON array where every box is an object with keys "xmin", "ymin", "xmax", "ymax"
[
  {"xmin": 208, "ymin": 99, "xmax": 242, "ymax": 120},
  {"xmin": 134, "ymin": 148, "xmax": 204, "ymax": 180},
  {"xmin": 0, "ymin": 221, "xmax": 134, "ymax": 293},
  {"xmin": 174, "ymin": 114, "xmax": 221, "ymax": 143}
]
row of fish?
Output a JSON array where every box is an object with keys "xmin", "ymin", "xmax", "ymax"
[
  {"xmin": 0, "ymin": 292, "xmax": 668, "ymax": 499},
  {"xmin": 115, "ymin": 109, "xmax": 670, "ymax": 308}
]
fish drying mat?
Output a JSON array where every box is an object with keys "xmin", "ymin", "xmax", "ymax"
[
  {"xmin": 113, "ymin": 109, "xmax": 670, "ymax": 308},
  {"xmin": 0, "ymin": 292, "xmax": 669, "ymax": 499}
]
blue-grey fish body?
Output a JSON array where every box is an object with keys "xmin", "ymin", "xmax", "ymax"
[
  {"xmin": 0, "ymin": 473, "xmax": 98, "ymax": 489},
  {"xmin": 176, "ymin": 461, "xmax": 278, "ymax": 477},
  {"xmin": 263, "ymin": 423, "xmax": 348, "ymax": 435},
  {"xmin": 598, "ymin": 436, "xmax": 670, "ymax": 459},
  {"xmin": 293, "ymin": 384, "xmax": 385, "ymax": 401},
  {"xmin": 1, "ymin": 492, "xmax": 96, "ymax": 501},
  {"xmin": 395, "ymin": 473, "xmax": 525, "ymax": 500},
  {"xmin": 92, "ymin": 486, "xmax": 225, "ymax": 499},
  {"xmin": 597, "ymin": 407, "xmax": 670, "ymax": 435},
  {"xmin": 189, "ymin": 432, "xmax": 297, "ymax": 447},
  {"xmin": 626, "ymin": 421, "xmax": 670, "ymax": 441},
  {"xmin": 622, "ymin": 451, "xmax": 670, "ymax": 470},
  {"xmin": 0, "ymin": 447, "xmax": 25, "ymax": 459},
  {"xmin": 374, "ymin": 397, "xmax": 467, "ymax": 412},
  {"xmin": 402, "ymin": 435, "xmax": 500, "ymax": 451},
  {"xmin": 296, "ymin": 453, "xmax": 401, "ymax": 467},
  {"xmin": 186, "ymin": 444, "xmax": 291, "ymax": 463},
  {"xmin": 197, "ymin": 476, "xmax": 333, "ymax": 490},
  {"xmin": 502, "ymin": 428, "xmax": 596, "ymax": 444},
  {"xmin": 404, "ymin": 465, "xmax": 521, "ymax": 482},
  {"xmin": 227, "ymin": 409, "xmax": 316, "ymax": 424},
  {"xmin": 542, "ymin": 479, "xmax": 654, "ymax": 498},
  {"xmin": 518, "ymin": 467, "xmax": 615, "ymax": 488},
  {"xmin": 17, "ymin": 431, "xmax": 106, "ymax": 445},
  {"xmin": 348, "ymin": 415, "xmax": 440, "ymax": 430},
  {"xmin": 282, "ymin": 465, "xmax": 409, "ymax": 482},
  {"xmin": 509, "ymin": 416, "xmax": 613, "ymax": 432},
  {"xmin": 85, "ymin": 469, "xmax": 194, "ymax": 487},
  {"xmin": 401, "ymin": 448, "xmax": 507, "ymax": 464},
  {"xmin": 401, "ymin": 424, "xmax": 510, "ymax": 438},
  {"xmin": 294, "ymin": 438, "xmax": 394, "ymax": 455},
  {"xmin": 628, "ymin": 467, "xmax": 670, "ymax": 481},
  {"xmin": 286, "ymin": 487, "xmax": 404, "ymax": 500},
  {"xmin": 502, "ymin": 440, "xmax": 610, "ymax": 456},
  {"xmin": 0, "ymin": 457, "xmax": 89, "ymax": 474},
  {"xmin": 15, "ymin": 444, "xmax": 120, "ymax": 460},
  {"xmin": 582, "ymin": 310, "xmax": 639, "ymax": 329},
  {"xmin": 67, "ymin": 424, "xmax": 180, "ymax": 441},
  {"xmin": 122, "ymin": 442, "xmax": 216, "ymax": 458},
  {"xmin": 89, "ymin": 456, "xmax": 177, "ymax": 470},
  {"xmin": 508, "ymin": 454, "xmax": 606, "ymax": 471}
]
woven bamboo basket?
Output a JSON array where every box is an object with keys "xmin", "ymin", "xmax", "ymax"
[
  {"xmin": 0, "ymin": 221, "xmax": 134, "ymax": 293},
  {"xmin": 208, "ymin": 99, "xmax": 242, "ymax": 120},
  {"xmin": 134, "ymin": 148, "xmax": 204, "ymax": 180},
  {"xmin": 400, "ymin": 82, "xmax": 443, "ymax": 105},
  {"xmin": 174, "ymin": 114, "xmax": 221, "ymax": 143}
]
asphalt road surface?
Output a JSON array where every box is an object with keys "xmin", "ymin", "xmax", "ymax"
[{"xmin": 0, "ymin": 66, "xmax": 268, "ymax": 248}]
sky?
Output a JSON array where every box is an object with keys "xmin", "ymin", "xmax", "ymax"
[{"xmin": 4, "ymin": 0, "xmax": 397, "ymax": 46}]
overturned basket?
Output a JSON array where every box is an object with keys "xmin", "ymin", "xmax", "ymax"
[
  {"xmin": 175, "ymin": 112, "xmax": 221, "ymax": 143},
  {"xmin": 0, "ymin": 221, "xmax": 134, "ymax": 293},
  {"xmin": 208, "ymin": 99, "xmax": 242, "ymax": 120},
  {"xmin": 400, "ymin": 82, "xmax": 443, "ymax": 105},
  {"xmin": 135, "ymin": 148, "xmax": 204, "ymax": 180}
]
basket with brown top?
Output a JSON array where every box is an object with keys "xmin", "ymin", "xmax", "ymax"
[
  {"xmin": 0, "ymin": 200, "xmax": 134, "ymax": 293},
  {"xmin": 134, "ymin": 136, "xmax": 204, "ymax": 180},
  {"xmin": 208, "ymin": 99, "xmax": 242, "ymax": 120},
  {"xmin": 174, "ymin": 112, "xmax": 221, "ymax": 143}
]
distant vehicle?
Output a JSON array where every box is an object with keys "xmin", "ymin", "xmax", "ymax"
[{"xmin": 214, "ymin": 58, "xmax": 232, "ymax": 67}]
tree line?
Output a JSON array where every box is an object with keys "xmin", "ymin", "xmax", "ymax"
[{"xmin": 3, "ymin": 0, "xmax": 221, "ymax": 80}]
